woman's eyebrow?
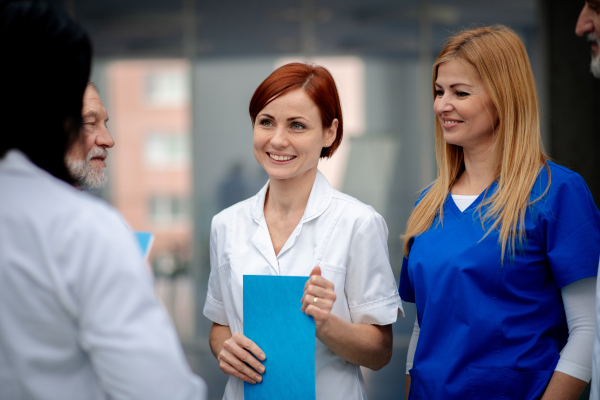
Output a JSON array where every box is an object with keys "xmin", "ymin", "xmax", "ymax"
[
  {"xmin": 450, "ymin": 83, "xmax": 473, "ymax": 88},
  {"xmin": 287, "ymin": 116, "xmax": 306, "ymax": 121},
  {"xmin": 257, "ymin": 113, "xmax": 274, "ymax": 119},
  {"xmin": 435, "ymin": 82, "xmax": 474, "ymax": 88}
]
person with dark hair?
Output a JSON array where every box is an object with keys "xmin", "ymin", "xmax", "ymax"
[
  {"xmin": 203, "ymin": 62, "xmax": 403, "ymax": 400},
  {"xmin": 0, "ymin": 2, "xmax": 207, "ymax": 399},
  {"xmin": 65, "ymin": 82, "xmax": 115, "ymax": 190}
]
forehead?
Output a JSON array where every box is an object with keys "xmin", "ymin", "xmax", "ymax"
[
  {"xmin": 435, "ymin": 59, "xmax": 481, "ymax": 86},
  {"xmin": 261, "ymin": 89, "xmax": 318, "ymax": 115},
  {"xmin": 82, "ymin": 85, "xmax": 107, "ymax": 116}
]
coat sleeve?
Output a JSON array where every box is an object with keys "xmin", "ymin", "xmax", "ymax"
[
  {"xmin": 539, "ymin": 171, "xmax": 600, "ymax": 288},
  {"xmin": 344, "ymin": 212, "xmax": 404, "ymax": 324},
  {"xmin": 65, "ymin": 208, "xmax": 207, "ymax": 400},
  {"xmin": 202, "ymin": 215, "xmax": 229, "ymax": 326}
]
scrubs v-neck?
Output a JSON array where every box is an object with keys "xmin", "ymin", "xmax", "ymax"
[
  {"xmin": 399, "ymin": 162, "xmax": 600, "ymax": 400},
  {"xmin": 205, "ymin": 170, "xmax": 403, "ymax": 400}
]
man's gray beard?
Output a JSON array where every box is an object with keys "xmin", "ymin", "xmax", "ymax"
[
  {"xmin": 65, "ymin": 147, "xmax": 108, "ymax": 190},
  {"xmin": 591, "ymin": 53, "xmax": 600, "ymax": 78},
  {"xmin": 588, "ymin": 33, "xmax": 600, "ymax": 78}
]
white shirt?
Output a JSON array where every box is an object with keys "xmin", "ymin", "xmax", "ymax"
[
  {"xmin": 204, "ymin": 170, "xmax": 404, "ymax": 400},
  {"xmin": 0, "ymin": 150, "xmax": 207, "ymax": 400},
  {"xmin": 451, "ymin": 194, "xmax": 478, "ymax": 212},
  {"xmin": 591, "ymin": 260, "xmax": 600, "ymax": 400}
]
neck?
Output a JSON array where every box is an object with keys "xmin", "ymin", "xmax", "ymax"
[
  {"xmin": 264, "ymin": 167, "xmax": 317, "ymax": 217},
  {"xmin": 453, "ymin": 140, "xmax": 497, "ymax": 195}
]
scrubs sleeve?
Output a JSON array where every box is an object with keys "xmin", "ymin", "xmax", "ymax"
[
  {"xmin": 345, "ymin": 213, "xmax": 404, "ymax": 324},
  {"xmin": 202, "ymin": 217, "xmax": 229, "ymax": 326},
  {"xmin": 541, "ymin": 171, "xmax": 600, "ymax": 288},
  {"xmin": 398, "ymin": 191, "xmax": 427, "ymax": 303},
  {"xmin": 399, "ymin": 255, "xmax": 415, "ymax": 303}
]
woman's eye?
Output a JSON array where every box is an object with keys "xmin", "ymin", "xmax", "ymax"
[
  {"xmin": 259, "ymin": 120, "xmax": 273, "ymax": 127},
  {"xmin": 291, "ymin": 122, "xmax": 305, "ymax": 130},
  {"xmin": 435, "ymin": 90, "xmax": 444, "ymax": 97},
  {"xmin": 456, "ymin": 91, "xmax": 469, "ymax": 98}
]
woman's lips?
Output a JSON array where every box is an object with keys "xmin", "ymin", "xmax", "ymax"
[
  {"xmin": 442, "ymin": 119, "xmax": 463, "ymax": 129},
  {"xmin": 267, "ymin": 152, "xmax": 296, "ymax": 163}
]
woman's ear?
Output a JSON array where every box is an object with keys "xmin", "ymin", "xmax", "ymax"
[{"xmin": 325, "ymin": 118, "xmax": 338, "ymax": 147}]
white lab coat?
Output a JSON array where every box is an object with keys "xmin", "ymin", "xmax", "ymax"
[
  {"xmin": 204, "ymin": 170, "xmax": 404, "ymax": 400},
  {"xmin": 0, "ymin": 150, "xmax": 206, "ymax": 400}
]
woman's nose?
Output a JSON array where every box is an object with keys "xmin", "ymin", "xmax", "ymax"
[
  {"xmin": 434, "ymin": 96, "xmax": 453, "ymax": 115},
  {"xmin": 270, "ymin": 127, "xmax": 288, "ymax": 148}
]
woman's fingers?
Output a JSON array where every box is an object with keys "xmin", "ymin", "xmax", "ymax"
[
  {"xmin": 304, "ymin": 284, "xmax": 336, "ymax": 300},
  {"xmin": 218, "ymin": 353, "xmax": 261, "ymax": 384},
  {"xmin": 304, "ymin": 274, "xmax": 334, "ymax": 290},
  {"xmin": 231, "ymin": 333, "xmax": 267, "ymax": 362},
  {"xmin": 225, "ymin": 334, "xmax": 266, "ymax": 373},
  {"xmin": 303, "ymin": 301, "xmax": 334, "ymax": 330},
  {"xmin": 307, "ymin": 297, "xmax": 334, "ymax": 311},
  {"xmin": 217, "ymin": 333, "xmax": 266, "ymax": 384}
]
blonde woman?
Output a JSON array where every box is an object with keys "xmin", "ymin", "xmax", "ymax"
[{"xmin": 399, "ymin": 26, "xmax": 600, "ymax": 400}]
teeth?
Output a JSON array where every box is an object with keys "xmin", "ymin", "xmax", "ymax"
[
  {"xmin": 444, "ymin": 120, "xmax": 460, "ymax": 125},
  {"xmin": 269, "ymin": 153, "xmax": 295, "ymax": 161}
]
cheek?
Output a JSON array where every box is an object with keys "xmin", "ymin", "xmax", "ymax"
[
  {"xmin": 299, "ymin": 134, "xmax": 326, "ymax": 162},
  {"xmin": 85, "ymin": 135, "xmax": 97, "ymax": 153},
  {"xmin": 252, "ymin": 129, "xmax": 267, "ymax": 149},
  {"xmin": 252, "ymin": 129, "xmax": 268, "ymax": 163},
  {"xmin": 69, "ymin": 137, "xmax": 90, "ymax": 161},
  {"xmin": 433, "ymin": 99, "xmax": 442, "ymax": 115}
]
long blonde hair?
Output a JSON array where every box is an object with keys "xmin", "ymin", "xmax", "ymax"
[{"xmin": 402, "ymin": 25, "xmax": 549, "ymax": 262}]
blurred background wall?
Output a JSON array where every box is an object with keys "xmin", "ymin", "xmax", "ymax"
[{"xmin": 53, "ymin": 0, "xmax": 599, "ymax": 398}]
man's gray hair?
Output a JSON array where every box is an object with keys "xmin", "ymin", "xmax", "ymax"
[{"xmin": 88, "ymin": 81, "xmax": 99, "ymax": 94}]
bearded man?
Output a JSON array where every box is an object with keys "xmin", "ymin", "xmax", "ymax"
[
  {"xmin": 576, "ymin": 0, "xmax": 600, "ymax": 77},
  {"xmin": 65, "ymin": 82, "xmax": 114, "ymax": 189},
  {"xmin": 576, "ymin": 2, "xmax": 600, "ymax": 399}
]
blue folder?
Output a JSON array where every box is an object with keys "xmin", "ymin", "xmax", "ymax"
[
  {"xmin": 244, "ymin": 275, "xmax": 316, "ymax": 400},
  {"xmin": 133, "ymin": 231, "xmax": 154, "ymax": 260}
]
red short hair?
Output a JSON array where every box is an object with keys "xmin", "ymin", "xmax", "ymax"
[{"xmin": 249, "ymin": 62, "xmax": 343, "ymax": 158}]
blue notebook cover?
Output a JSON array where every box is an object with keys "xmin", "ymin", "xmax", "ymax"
[{"xmin": 243, "ymin": 275, "xmax": 316, "ymax": 400}]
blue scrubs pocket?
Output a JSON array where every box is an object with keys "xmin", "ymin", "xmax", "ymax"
[{"xmin": 468, "ymin": 366, "xmax": 553, "ymax": 400}]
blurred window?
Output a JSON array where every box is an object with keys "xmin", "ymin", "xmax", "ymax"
[
  {"xmin": 145, "ymin": 133, "xmax": 190, "ymax": 167},
  {"xmin": 150, "ymin": 196, "xmax": 189, "ymax": 224},
  {"xmin": 146, "ymin": 70, "xmax": 189, "ymax": 105}
]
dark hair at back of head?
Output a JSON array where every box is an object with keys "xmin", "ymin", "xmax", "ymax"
[{"xmin": 0, "ymin": 0, "xmax": 91, "ymax": 183}]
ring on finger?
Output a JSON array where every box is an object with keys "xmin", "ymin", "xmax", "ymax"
[{"xmin": 313, "ymin": 296, "xmax": 318, "ymax": 306}]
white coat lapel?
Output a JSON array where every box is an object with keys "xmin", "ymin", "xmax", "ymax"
[{"xmin": 249, "ymin": 180, "xmax": 280, "ymax": 274}]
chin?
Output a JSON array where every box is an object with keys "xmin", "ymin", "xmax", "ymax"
[
  {"xmin": 443, "ymin": 134, "xmax": 462, "ymax": 147},
  {"xmin": 265, "ymin": 170, "xmax": 296, "ymax": 181}
]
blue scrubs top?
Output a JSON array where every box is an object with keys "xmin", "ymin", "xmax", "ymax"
[{"xmin": 399, "ymin": 162, "xmax": 600, "ymax": 400}]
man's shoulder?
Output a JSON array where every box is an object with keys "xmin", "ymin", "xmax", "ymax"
[{"xmin": 1, "ymin": 163, "xmax": 127, "ymax": 238}]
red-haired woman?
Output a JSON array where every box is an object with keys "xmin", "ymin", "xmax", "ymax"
[{"xmin": 203, "ymin": 62, "xmax": 403, "ymax": 399}]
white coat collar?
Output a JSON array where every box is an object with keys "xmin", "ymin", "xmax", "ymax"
[
  {"xmin": 249, "ymin": 169, "xmax": 333, "ymax": 224},
  {"xmin": 0, "ymin": 149, "xmax": 42, "ymax": 175}
]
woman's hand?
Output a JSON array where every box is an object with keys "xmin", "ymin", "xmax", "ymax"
[
  {"xmin": 301, "ymin": 266, "xmax": 337, "ymax": 330},
  {"xmin": 215, "ymin": 330, "xmax": 266, "ymax": 384}
]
